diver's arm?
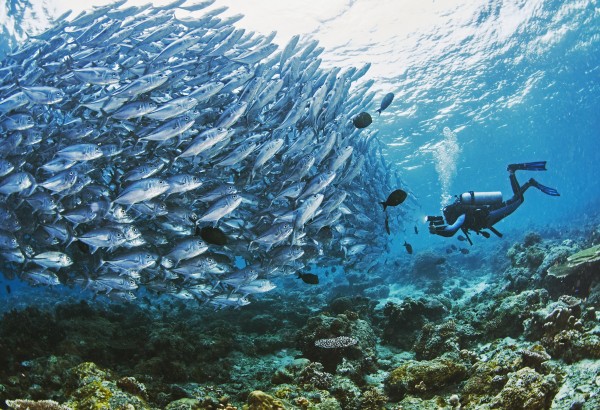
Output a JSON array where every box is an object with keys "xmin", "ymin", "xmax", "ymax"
[{"xmin": 429, "ymin": 214, "xmax": 466, "ymax": 237}]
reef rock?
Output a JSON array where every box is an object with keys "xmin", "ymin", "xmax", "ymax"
[
  {"xmin": 490, "ymin": 367, "xmax": 558, "ymax": 410},
  {"xmin": 384, "ymin": 356, "xmax": 468, "ymax": 400},
  {"xmin": 296, "ymin": 312, "xmax": 377, "ymax": 373}
]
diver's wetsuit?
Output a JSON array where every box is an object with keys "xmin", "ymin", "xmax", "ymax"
[{"xmin": 428, "ymin": 162, "xmax": 560, "ymax": 242}]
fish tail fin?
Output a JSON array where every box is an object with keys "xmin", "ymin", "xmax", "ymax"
[
  {"xmin": 376, "ymin": 109, "xmax": 381, "ymax": 115},
  {"xmin": 65, "ymin": 236, "xmax": 77, "ymax": 248},
  {"xmin": 380, "ymin": 201, "xmax": 387, "ymax": 211},
  {"xmin": 291, "ymin": 229, "xmax": 297, "ymax": 246}
]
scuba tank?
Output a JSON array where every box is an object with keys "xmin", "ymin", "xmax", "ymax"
[{"xmin": 458, "ymin": 191, "xmax": 502, "ymax": 205}]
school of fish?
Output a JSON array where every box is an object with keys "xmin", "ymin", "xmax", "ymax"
[{"xmin": 0, "ymin": 0, "xmax": 401, "ymax": 308}]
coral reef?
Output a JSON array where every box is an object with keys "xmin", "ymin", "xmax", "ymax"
[
  {"xmin": 5, "ymin": 399, "xmax": 70, "ymax": 410},
  {"xmin": 548, "ymin": 244, "xmax": 600, "ymax": 277},
  {"xmin": 384, "ymin": 355, "xmax": 468, "ymax": 400},
  {"xmin": 2, "ymin": 224, "xmax": 600, "ymax": 409},
  {"xmin": 244, "ymin": 390, "xmax": 285, "ymax": 410},
  {"xmin": 296, "ymin": 311, "xmax": 377, "ymax": 374},
  {"xmin": 410, "ymin": 252, "xmax": 447, "ymax": 278},
  {"xmin": 64, "ymin": 362, "xmax": 152, "ymax": 409},
  {"xmin": 523, "ymin": 295, "xmax": 600, "ymax": 362},
  {"xmin": 380, "ymin": 297, "xmax": 447, "ymax": 350},
  {"xmin": 490, "ymin": 367, "xmax": 559, "ymax": 409}
]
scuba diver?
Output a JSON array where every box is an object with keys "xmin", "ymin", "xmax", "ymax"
[{"xmin": 428, "ymin": 161, "xmax": 559, "ymax": 245}]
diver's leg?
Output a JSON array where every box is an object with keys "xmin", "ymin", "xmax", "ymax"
[
  {"xmin": 506, "ymin": 161, "xmax": 559, "ymax": 196},
  {"xmin": 507, "ymin": 161, "xmax": 547, "ymax": 172},
  {"xmin": 488, "ymin": 176, "xmax": 558, "ymax": 227},
  {"xmin": 527, "ymin": 178, "xmax": 560, "ymax": 196},
  {"xmin": 508, "ymin": 170, "xmax": 544, "ymax": 198},
  {"xmin": 487, "ymin": 197, "xmax": 522, "ymax": 226},
  {"xmin": 509, "ymin": 172, "xmax": 522, "ymax": 197}
]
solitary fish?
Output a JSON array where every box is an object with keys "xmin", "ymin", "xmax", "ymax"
[
  {"xmin": 353, "ymin": 112, "xmax": 372, "ymax": 129},
  {"xmin": 376, "ymin": 92, "xmax": 394, "ymax": 115},
  {"xmin": 381, "ymin": 189, "xmax": 407, "ymax": 211},
  {"xmin": 403, "ymin": 241, "xmax": 413, "ymax": 255},
  {"xmin": 199, "ymin": 226, "xmax": 228, "ymax": 246},
  {"xmin": 298, "ymin": 272, "xmax": 319, "ymax": 284}
]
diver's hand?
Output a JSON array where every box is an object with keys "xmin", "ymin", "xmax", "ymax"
[{"xmin": 429, "ymin": 224, "xmax": 456, "ymax": 237}]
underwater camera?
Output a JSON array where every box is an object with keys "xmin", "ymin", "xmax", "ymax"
[{"xmin": 426, "ymin": 215, "xmax": 445, "ymax": 226}]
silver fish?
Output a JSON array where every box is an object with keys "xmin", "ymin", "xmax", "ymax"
[
  {"xmin": 75, "ymin": 227, "xmax": 126, "ymax": 254},
  {"xmin": 21, "ymin": 86, "xmax": 65, "ymax": 104},
  {"xmin": 165, "ymin": 174, "xmax": 203, "ymax": 196},
  {"xmin": 176, "ymin": 127, "xmax": 232, "ymax": 160},
  {"xmin": 114, "ymin": 178, "xmax": 169, "ymax": 206},
  {"xmin": 57, "ymin": 144, "xmax": 103, "ymax": 161},
  {"xmin": 164, "ymin": 238, "xmax": 208, "ymax": 266},
  {"xmin": 0, "ymin": 172, "xmax": 35, "ymax": 195},
  {"xmin": 250, "ymin": 223, "xmax": 294, "ymax": 251},
  {"xmin": 22, "ymin": 270, "xmax": 61, "ymax": 286},
  {"xmin": 140, "ymin": 115, "xmax": 195, "ymax": 143},
  {"xmin": 197, "ymin": 193, "xmax": 242, "ymax": 224},
  {"xmin": 72, "ymin": 67, "xmax": 120, "ymax": 85},
  {"xmin": 30, "ymin": 251, "xmax": 73, "ymax": 270},
  {"xmin": 111, "ymin": 101, "xmax": 157, "ymax": 120}
]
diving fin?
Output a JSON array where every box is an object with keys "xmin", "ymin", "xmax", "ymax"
[
  {"xmin": 507, "ymin": 161, "xmax": 547, "ymax": 172},
  {"xmin": 530, "ymin": 179, "xmax": 560, "ymax": 196}
]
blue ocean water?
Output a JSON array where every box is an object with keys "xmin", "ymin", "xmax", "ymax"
[
  {"xmin": 0, "ymin": 0, "xmax": 598, "ymax": 305},
  {"xmin": 370, "ymin": 0, "xmax": 600, "ymax": 257}
]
